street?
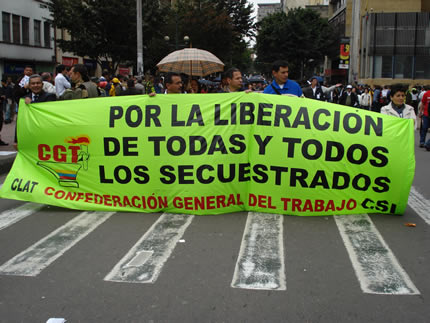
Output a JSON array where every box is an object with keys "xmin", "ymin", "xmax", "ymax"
[{"xmin": 0, "ymin": 135, "xmax": 428, "ymax": 323}]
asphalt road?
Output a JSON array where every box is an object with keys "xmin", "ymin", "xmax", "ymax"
[{"xmin": 0, "ymin": 140, "xmax": 429, "ymax": 323}]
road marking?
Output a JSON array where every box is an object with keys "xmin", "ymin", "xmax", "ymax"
[
  {"xmin": 104, "ymin": 213, "xmax": 194, "ymax": 284},
  {"xmin": 0, "ymin": 203, "xmax": 45, "ymax": 231},
  {"xmin": 334, "ymin": 214, "xmax": 420, "ymax": 295},
  {"xmin": 408, "ymin": 186, "xmax": 430, "ymax": 225},
  {"xmin": 0, "ymin": 211, "xmax": 114, "ymax": 276},
  {"xmin": 231, "ymin": 212, "xmax": 286, "ymax": 290}
]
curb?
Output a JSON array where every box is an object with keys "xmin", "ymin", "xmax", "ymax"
[{"xmin": 0, "ymin": 153, "xmax": 17, "ymax": 176}]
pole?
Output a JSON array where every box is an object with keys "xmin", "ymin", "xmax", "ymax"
[
  {"xmin": 349, "ymin": 0, "xmax": 361, "ymax": 84},
  {"xmin": 136, "ymin": 0, "xmax": 144, "ymax": 76}
]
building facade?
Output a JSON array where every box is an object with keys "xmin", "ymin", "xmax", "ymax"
[
  {"xmin": 0, "ymin": 0, "xmax": 55, "ymax": 79},
  {"xmin": 257, "ymin": 3, "xmax": 282, "ymax": 22},
  {"xmin": 326, "ymin": 0, "xmax": 430, "ymax": 85}
]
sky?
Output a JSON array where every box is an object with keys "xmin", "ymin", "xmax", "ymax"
[
  {"xmin": 249, "ymin": 0, "xmax": 281, "ymax": 20},
  {"xmin": 247, "ymin": 0, "xmax": 281, "ymax": 46}
]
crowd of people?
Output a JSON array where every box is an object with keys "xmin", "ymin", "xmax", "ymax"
[{"xmin": 1, "ymin": 60, "xmax": 430, "ymax": 150}]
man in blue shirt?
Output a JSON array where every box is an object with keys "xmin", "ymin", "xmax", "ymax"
[{"xmin": 263, "ymin": 60, "xmax": 302, "ymax": 97}]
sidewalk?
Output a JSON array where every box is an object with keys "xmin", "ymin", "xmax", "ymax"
[{"xmin": 0, "ymin": 118, "xmax": 17, "ymax": 175}]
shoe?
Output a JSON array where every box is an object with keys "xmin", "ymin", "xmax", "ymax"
[
  {"xmin": 4, "ymin": 119, "xmax": 11, "ymax": 124},
  {"xmin": 426, "ymin": 146, "xmax": 430, "ymax": 152},
  {"xmin": 0, "ymin": 140, "xmax": 8, "ymax": 146},
  {"xmin": 420, "ymin": 143, "xmax": 425, "ymax": 148}
]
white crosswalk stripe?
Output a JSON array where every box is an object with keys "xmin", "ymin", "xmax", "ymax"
[
  {"xmin": 231, "ymin": 212, "xmax": 286, "ymax": 290},
  {"xmin": 0, "ymin": 211, "xmax": 114, "ymax": 276},
  {"xmin": 408, "ymin": 186, "xmax": 430, "ymax": 226},
  {"xmin": 0, "ymin": 185, "xmax": 427, "ymax": 293},
  {"xmin": 0, "ymin": 202, "xmax": 45, "ymax": 231},
  {"xmin": 104, "ymin": 213, "xmax": 194, "ymax": 284},
  {"xmin": 334, "ymin": 214, "xmax": 420, "ymax": 295}
]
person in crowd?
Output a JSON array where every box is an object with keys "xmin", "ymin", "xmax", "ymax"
[
  {"xmin": 190, "ymin": 79, "xmax": 201, "ymax": 93},
  {"xmin": 263, "ymin": 60, "xmax": 302, "ymax": 96},
  {"xmin": 303, "ymin": 76, "xmax": 325, "ymax": 101},
  {"xmin": 381, "ymin": 84, "xmax": 416, "ymax": 123},
  {"xmin": 164, "ymin": 72, "xmax": 183, "ymax": 94},
  {"xmin": 154, "ymin": 77, "xmax": 164, "ymax": 94},
  {"xmin": 13, "ymin": 65, "xmax": 33, "ymax": 104},
  {"xmin": 54, "ymin": 64, "xmax": 71, "ymax": 98},
  {"xmin": 12, "ymin": 74, "xmax": 57, "ymax": 150},
  {"xmin": 1, "ymin": 77, "xmax": 15, "ymax": 123},
  {"xmin": 143, "ymin": 75, "xmax": 155, "ymax": 95},
  {"xmin": 418, "ymin": 85, "xmax": 430, "ymax": 150},
  {"xmin": 120, "ymin": 79, "xmax": 141, "ymax": 96},
  {"xmin": 90, "ymin": 77, "xmax": 107, "ymax": 97},
  {"xmin": 41, "ymin": 72, "xmax": 56, "ymax": 94},
  {"xmin": 381, "ymin": 85, "xmax": 390, "ymax": 106},
  {"xmin": 24, "ymin": 74, "xmax": 57, "ymax": 104},
  {"xmin": 63, "ymin": 64, "xmax": 99, "ymax": 99},
  {"xmin": 359, "ymin": 87, "xmax": 372, "ymax": 110},
  {"xmin": 0, "ymin": 81, "xmax": 9, "ymax": 145},
  {"xmin": 147, "ymin": 73, "xmax": 182, "ymax": 96},
  {"xmin": 339, "ymin": 85, "xmax": 359, "ymax": 107},
  {"xmin": 135, "ymin": 76, "xmax": 145, "ymax": 94},
  {"xmin": 406, "ymin": 87, "xmax": 420, "ymax": 115},
  {"xmin": 372, "ymin": 85, "xmax": 382, "ymax": 112},
  {"xmin": 218, "ymin": 68, "xmax": 246, "ymax": 93},
  {"xmin": 109, "ymin": 77, "xmax": 123, "ymax": 96}
]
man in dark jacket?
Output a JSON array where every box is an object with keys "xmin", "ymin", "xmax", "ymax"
[
  {"xmin": 303, "ymin": 76, "xmax": 325, "ymax": 101},
  {"xmin": 14, "ymin": 74, "xmax": 56, "ymax": 149},
  {"xmin": 339, "ymin": 85, "xmax": 358, "ymax": 107},
  {"xmin": 24, "ymin": 74, "xmax": 57, "ymax": 104},
  {"xmin": 120, "ymin": 79, "xmax": 141, "ymax": 96}
]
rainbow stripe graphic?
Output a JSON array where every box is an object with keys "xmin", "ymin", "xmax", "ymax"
[{"xmin": 38, "ymin": 161, "xmax": 82, "ymax": 188}]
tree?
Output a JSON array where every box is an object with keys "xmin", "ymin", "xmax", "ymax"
[
  {"xmin": 166, "ymin": 0, "xmax": 255, "ymax": 72},
  {"xmin": 47, "ymin": 0, "xmax": 166, "ymax": 74},
  {"xmin": 255, "ymin": 8, "xmax": 336, "ymax": 80}
]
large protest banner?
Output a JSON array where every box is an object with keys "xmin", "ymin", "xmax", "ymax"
[{"xmin": 0, "ymin": 93, "xmax": 415, "ymax": 215}]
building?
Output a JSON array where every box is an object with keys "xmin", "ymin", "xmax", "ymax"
[
  {"xmin": 282, "ymin": 0, "xmax": 329, "ymax": 11},
  {"xmin": 257, "ymin": 3, "xmax": 282, "ymax": 22},
  {"xmin": 326, "ymin": 0, "xmax": 430, "ymax": 86},
  {"xmin": 0, "ymin": 0, "xmax": 55, "ymax": 80}
]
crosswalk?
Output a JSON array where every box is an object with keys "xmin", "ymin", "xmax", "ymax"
[{"xmin": 0, "ymin": 186, "xmax": 428, "ymax": 295}]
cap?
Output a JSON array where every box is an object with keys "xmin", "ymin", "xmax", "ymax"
[
  {"xmin": 346, "ymin": 85, "xmax": 353, "ymax": 89},
  {"xmin": 112, "ymin": 77, "xmax": 120, "ymax": 84}
]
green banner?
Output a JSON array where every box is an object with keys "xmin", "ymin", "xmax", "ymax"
[{"xmin": 0, "ymin": 93, "xmax": 415, "ymax": 215}]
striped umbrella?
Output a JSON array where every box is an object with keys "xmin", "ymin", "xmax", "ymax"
[{"xmin": 156, "ymin": 48, "xmax": 224, "ymax": 77}]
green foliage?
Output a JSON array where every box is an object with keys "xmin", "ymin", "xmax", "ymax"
[
  {"xmin": 171, "ymin": 0, "xmax": 255, "ymax": 72},
  {"xmin": 255, "ymin": 8, "xmax": 336, "ymax": 79},
  {"xmin": 47, "ymin": 0, "xmax": 166, "ymax": 74},
  {"xmin": 48, "ymin": 0, "xmax": 254, "ymax": 75}
]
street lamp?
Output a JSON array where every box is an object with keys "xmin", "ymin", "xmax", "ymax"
[{"xmin": 164, "ymin": 35, "xmax": 190, "ymax": 50}]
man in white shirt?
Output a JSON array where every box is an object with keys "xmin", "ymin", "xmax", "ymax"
[{"xmin": 54, "ymin": 64, "xmax": 71, "ymax": 98}]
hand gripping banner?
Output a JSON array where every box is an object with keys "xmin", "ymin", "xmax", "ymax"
[{"xmin": 0, "ymin": 93, "xmax": 415, "ymax": 215}]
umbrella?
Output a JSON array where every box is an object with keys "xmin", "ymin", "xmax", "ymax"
[
  {"xmin": 157, "ymin": 48, "xmax": 224, "ymax": 77},
  {"xmin": 248, "ymin": 75, "xmax": 266, "ymax": 83}
]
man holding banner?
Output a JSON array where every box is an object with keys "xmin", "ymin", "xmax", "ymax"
[{"xmin": 263, "ymin": 60, "xmax": 302, "ymax": 97}]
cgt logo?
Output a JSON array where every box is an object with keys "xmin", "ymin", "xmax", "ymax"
[
  {"xmin": 38, "ymin": 135, "xmax": 90, "ymax": 163},
  {"xmin": 37, "ymin": 135, "xmax": 90, "ymax": 188}
]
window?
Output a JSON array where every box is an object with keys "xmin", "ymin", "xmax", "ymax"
[
  {"xmin": 44, "ymin": 21, "xmax": 50, "ymax": 48},
  {"xmin": 34, "ymin": 20, "xmax": 41, "ymax": 46},
  {"xmin": 12, "ymin": 14, "xmax": 20, "ymax": 44},
  {"xmin": 373, "ymin": 56, "xmax": 393, "ymax": 78},
  {"xmin": 394, "ymin": 55, "xmax": 413, "ymax": 79},
  {"xmin": 415, "ymin": 56, "xmax": 430, "ymax": 79},
  {"xmin": 2, "ymin": 12, "xmax": 10, "ymax": 42},
  {"xmin": 22, "ymin": 17, "xmax": 29, "ymax": 44}
]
